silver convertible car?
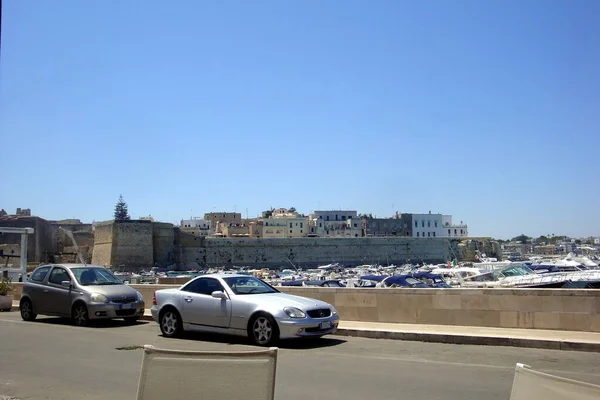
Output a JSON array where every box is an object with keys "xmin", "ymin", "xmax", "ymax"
[{"xmin": 151, "ymin": 274, "xmax": 340, "ymax": 345}]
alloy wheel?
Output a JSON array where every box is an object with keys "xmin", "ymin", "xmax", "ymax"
[
  {"xmin": 253, "ymin": 317, "xmax": 273, "ymax": 345},
  {"xmin": 161, "ymin": 311, "xmax": 179, "ymax": 336},
  {"xmin": 73, "ymin": 305, "xmax": 88, "ymax": 326}
]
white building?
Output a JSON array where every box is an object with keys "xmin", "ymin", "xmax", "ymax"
[
  {"xmin": 411, "ymin": 213, "xmax": 444, "ymax": 238},
  {"xmin": 441, "ymin": 215, "xmax": 468, "ymax": 238},
  {"xmin": 411, "ymin": 213, "xmax": 468, "ymax": 238},
  {"xmin": 180, "ymin": 218, "xmax": 212, "ymax": 236},
  {"xmin": 309, "ymin": 210, "xmax": 361, "ymax": 238}
]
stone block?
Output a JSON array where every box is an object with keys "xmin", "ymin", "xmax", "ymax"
[
  {"xmin": 562, "ymin": 296, "xmax": 593, "ymax": 313},
  {"xmin": 499, "ymin": 311, "xmax": 519, "ymax": 328},
  {"xmin": 559, "ymin": 313, "xmax": 591, "ymax": 332},
  {"xmin": 516, "ymin": 312, "xmax": 535, "ymax": 328},
  {"xmin": 375, "ymin": 294, "xmax": 417, "ymax": 323},
  {"xmin": 432, "ymin": 294, "xmax": 462, "ymax": 310},
  {"xmin": 461, "ymin": 295, "xmax": 489, "ymax": 310},
  {"xmin": 488, "ymin": 295, "xmax": 519, "ymax": 311},
  {"xmin": 532, "ymin": 312, "xmax": 562, "ymax": 330},
  {"xmin": 454, "ymin": 310, "xmax": 501, "ymax": 327},
  {"xmin": 517, "ymin": 296, "xmax": 543, "ymax": 312},
  {"xmin": 336, "ymin": 306, "xmax": 359, "ymax": 321},
  {"xmin": 334, "ymin": 293, "xmax": 377, "ymax": 308},
  {"xmin": 591, "ymin": 314, "xmax": 600, "ymax": 333},
  {"xmin": 416, "ymin": 309, "xmax": 455, "ymax": 325},
  {"xmin": 356, "ymin": 306, "xmax": 379, "ymax": 322},
  {"xmin": 541, "ymin": 296, "xmax": 563, "ymax": 313}
]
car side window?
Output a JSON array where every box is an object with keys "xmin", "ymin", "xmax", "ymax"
[
  {"xmin": 30, "ymin": 266, "xmax": 51, "ymax": 282},
  {"xmin": 48, "ymin": 268, "xmax": 70, "ymax": 286},
  {"xmin": 182, "ymin": 278, "xmax": 224, "ymax": 296}
]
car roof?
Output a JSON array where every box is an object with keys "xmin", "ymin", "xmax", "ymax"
[{"xmin": 37, "ymin": 264, "xmax": 104, "ymax": 270}]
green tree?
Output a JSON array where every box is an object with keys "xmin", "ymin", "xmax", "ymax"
[
  {"xmin": 114, "ymin": 195, "xmax": 131, "ymax": 221},
  {"xmin": 511, "ymin": 234, "xmax": 530, "ymax": 244},
  {"xmin": 289, "ymin": 207, "xmax": 297, "ymax": 213}
]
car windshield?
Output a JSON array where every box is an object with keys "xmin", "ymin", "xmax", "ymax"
[
  {"xmin": 223, "ymin": 276, "xmax": 279, "ymax": 295},
  {"xmin": 71, "ymin": 268, "xmax": 123, "ymax": 286}
]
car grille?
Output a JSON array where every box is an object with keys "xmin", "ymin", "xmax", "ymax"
[
  {"xmin": 115, "ymin": 309, "xmax": 136, "ymax": 316},
  {"xmin": 111, "ymin": 296, "xmax": 137, "ymax": 304},
  {"xmin": 307, "ymin": 309, "xmax": 331, "ymax": 318}
]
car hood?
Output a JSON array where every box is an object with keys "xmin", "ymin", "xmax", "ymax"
[
  {"xmin": 244, "ymin": 292, "xmax": 332, "ymax": 310},
  {"xmin": 81, "ymin": 284, "xmax": 140, "ymax": 298}
]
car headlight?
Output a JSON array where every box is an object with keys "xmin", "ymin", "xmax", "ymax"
[
  {"xmin": 283, "ymin": 307, "xmax": 306, "ymax": 318},
  {"xmin": 90, "ymin": 293, "xmax": 109, "ymax": 303},
  {"xmin": 331, "ymin": 307, "xmax": 338, "ymax": 315},
  {"xmin": 136, "ymin": 292, "xmax": 144, "ymax": 302}
]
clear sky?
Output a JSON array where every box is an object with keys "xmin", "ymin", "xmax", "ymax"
[{"xmin": 1, "ymin": 1, "xmax": 599, "ymax": 239}]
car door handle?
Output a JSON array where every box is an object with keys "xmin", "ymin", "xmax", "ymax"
[{"xmin": 184, "ymin": 297, "xmax": 193, "ymax": 303}]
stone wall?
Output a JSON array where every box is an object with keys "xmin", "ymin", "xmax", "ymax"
[
  {"xmin": 10, "ymin": 283, "xmax": 599, "ymax": 332},
  {"xmin": 153, "ymin": 223, "xmax": 176, "ymax": 267},
  {"xmin": 91, "ymin": 222, "xmax": 113, "ymax": 267},
  {"xmin": 278, "ymin": 287, "xmax": 600, "ymax": 332},
  {"xmin": 0, "ymin": 217, "xmax": 53, "ymax": 263},
  {"xmin": 203, "ymin": 237, "xmax": 452, "ymax": 268}
]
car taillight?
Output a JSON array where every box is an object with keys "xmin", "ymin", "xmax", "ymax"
[{"xmin": 152, "ymin": 291, "xmax": 157, "ymax": 306}]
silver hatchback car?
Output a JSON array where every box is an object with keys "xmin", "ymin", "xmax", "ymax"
[{"xmin": 20, "ymin": 264, "xmax": 145, "ymax": 326}]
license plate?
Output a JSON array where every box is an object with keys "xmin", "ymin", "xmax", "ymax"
[
  {"xmin": 120, "ymin": 303, "xmax": 134, "ymax": 310},
  {"xmin": 319, "ymin": 321, "xmax": 331, "ymax": 330}
]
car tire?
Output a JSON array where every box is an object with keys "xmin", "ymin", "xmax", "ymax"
[
  {"xmin": 159, "ymin": 308, "xmax": 182, "ymax": 338},
  {"xmin": 124, "ymin": 317, "xmax": 139, "ymax": 324},
  {"xmin": 248, "ymin": 313, "xmax": 279, "ymax": 346},
  {"xmin": 20, "ymin": 298, "xmax": 37, "ymax": 321},
  {"xmin": 72, "ymin": 303, "xmax": 89, "ymax": 327}
]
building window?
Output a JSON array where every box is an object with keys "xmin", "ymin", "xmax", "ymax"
[
  {"xmin": 300, "ymin": 222, "xmax": 303, "ymax": 228},
  {"xmin": 448, "ymin": 229, "xmax": 451, "ymax": 235},
  {"xmin": 290, "ymin": 223, "xmax": 292, "ymax": 228},
  {"xmin": 422, "ymin": 221, "xmax": 425, "ymax": 228},
  {"xmin": 319, "ymin": 223, "xmax": 322, "ymax": 228},
  {"xmin": 460, "ymin": 229, "xmax": 463, "ymax": 234},
  {"xmin": 265, "ymin": 222, "xmax": 268, "ymax": 226},
  {"xmin": 454, "ymin": 229, "xmax": 457, "ymax": 235},
  {"xmin": 354, "ymin": 223, "xmax": 357, "ymax": 227},
  {"xmin": 326, "ymin": 216, "xmax": 329, "ymax": 221},
  {"xmin": 428, "ymin": 221, "xmax": 430, "ymax": 228},
  {"xmin": 428, "ymin": 232, "xmax": 430, "ymax": 237},
  {"xmin": 300, "ymin": 230, "xmax": 303, "ymax": 233},
  {"xmin": 433, "ymin": 232, "xmax": 436, "ymax": 237},
  {"xmin": 417, "ymin": 232, "xmax": 420, "ymax": 237},
  {"xmin": 342, "ymin": 215, "xmax": 346, "ymax": 220},
  {"xmin": 290, "ymin": 230, "xmax": 292, "ymax": 234},
  {"xmin": 435, "ymin": 221, "xmax": 438, "ymax": 228},
  {"xmin": 355, "ymin": 234, "xmax": 358, "ymax": 237},
  {"xmin": 415, "ymin": 221, "xmax": 418, "ymax": 228}
]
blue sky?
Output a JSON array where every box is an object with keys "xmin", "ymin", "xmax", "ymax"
[{"xmin": 1, "ymin": 1, "xmax": 599, "ymax": 239}]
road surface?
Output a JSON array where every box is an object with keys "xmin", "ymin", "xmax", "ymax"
[{"xmin": 1, "ymin": 312, "xmax": 600, "ymax": 399}]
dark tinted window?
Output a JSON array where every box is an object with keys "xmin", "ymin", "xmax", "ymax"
[
  {"xmin": 182, "ymin": 278, "xmax": 224, "ymax": 296},
  {"xmin": 30, "ymin": 266, "xmax": 51, "ymax": 282},
  {"xmin": 48, "ymin": 268, "xmax": 70, "ymax": 285}
]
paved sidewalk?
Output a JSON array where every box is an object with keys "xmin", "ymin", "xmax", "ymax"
[{"xmin": 8, "ymin": 302, "xmax": 600, "ymax": 352}]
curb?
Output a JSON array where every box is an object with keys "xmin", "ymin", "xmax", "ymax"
[{"xmin": 334, "ymin": 328, "xmax": 600, "ymax": 353}]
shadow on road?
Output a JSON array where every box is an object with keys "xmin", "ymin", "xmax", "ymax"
[
  {"xmin": 171, "ymin": 331, "xmax": 346, "ymax": 349},
  {"xmin": 31, "ymin": 317, "xmax": 150, "ymax": 329}
]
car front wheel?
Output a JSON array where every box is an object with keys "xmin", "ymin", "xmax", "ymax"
[
  {"xmin": 72, "ymin": 303, "xmax": 89, "ymax": 327},
  {"xmin": 160, "ymin": 309, "xmax": 182, "ymax": 338},
  {"xmin": 249, "ymin": 314, "xmax": 279, "ymax": 346},
  {"xmin": 20, "ymin": 299, "xmax": 37, "ymax": 321}
]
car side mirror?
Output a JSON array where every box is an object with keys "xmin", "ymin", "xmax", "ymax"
[
  {"xmin": 211, "ymin": 291, "xmax": 227, "ymax": 299},
  {"xmin": 61, "ymin": 280, "xmax": 72, "ymax": 288}
]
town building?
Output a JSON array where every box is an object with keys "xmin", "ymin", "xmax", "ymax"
[
  {"xmin": 309, "ymin": 210, "xmax": 361, "ymax": 238},
  {"xmin": 180, "ymin": 217, "xmax": 212, "ymax": 236},
  {"xmin": 411, "ymin": 212, "xmax": 444, "ymax": 238},
  {"xmin": 362, "ymin": 212, "xmax": 412, "ymax": 237},
  {"xmin": 441, "ymin": 215, "xmax": 468, "ymax": 238},
  {"xmin": 203, "ymin": 212, "xmax": 241, "ymax": 228}
]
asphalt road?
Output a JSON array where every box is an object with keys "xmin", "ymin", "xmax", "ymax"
[{"xmin": 1, "ymin": 312, "xmax": 600, "ymax": 400}]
